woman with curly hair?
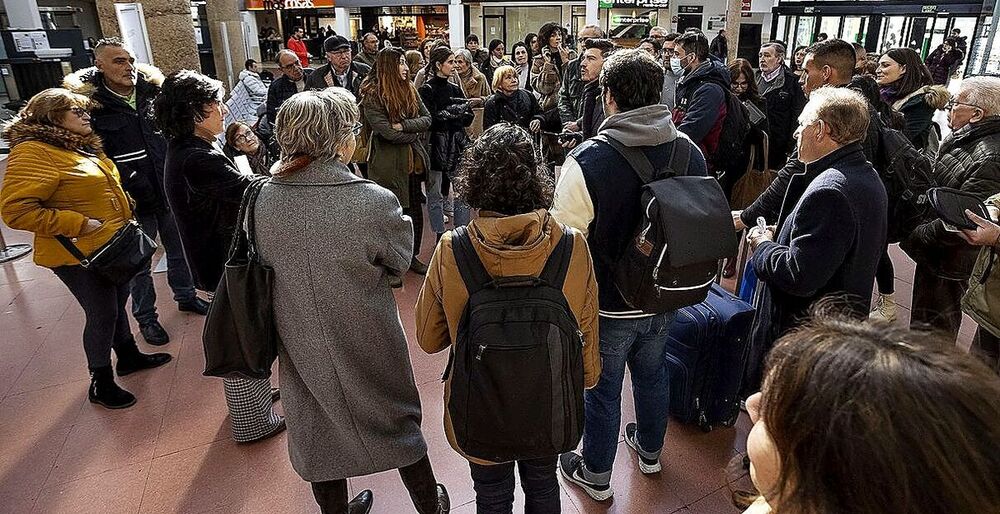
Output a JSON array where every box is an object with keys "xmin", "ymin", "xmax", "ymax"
[
  {"xmin": 415, "ymin": 123, "xmax": 600, "ymax": 514},
  {"xmin": 360, "ymin": 47, "xmax": 433, "ymax": 274}
]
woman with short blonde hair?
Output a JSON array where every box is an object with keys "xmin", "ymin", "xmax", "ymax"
[{"xmin": 254, "ymin": 87, "xmax": 450, "ymax": 514}]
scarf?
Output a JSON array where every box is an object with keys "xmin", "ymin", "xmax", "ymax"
[
  {"xmin": 880, "ymin": 85, "xmax": 901, "ymax": 106},
  {"xmin": 458, "ymin": 66, "xmax": 481, "ymax": 98}
]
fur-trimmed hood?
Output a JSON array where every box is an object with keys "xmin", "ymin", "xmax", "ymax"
[
  {"xmin": 2, "ymin": 118, "xmax": 102, "ymax": 154},
  {"xmin": 62, "ymin": 63, "xmax": 164, "ymax": 100},
  {"xmin": 893, "ymin": 85, "xmax": 951, "ymax": 112}
]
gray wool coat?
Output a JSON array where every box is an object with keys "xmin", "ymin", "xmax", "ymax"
[{"xmin": 252, "ymin": 160, "xmax": 426, "ymax": 482}]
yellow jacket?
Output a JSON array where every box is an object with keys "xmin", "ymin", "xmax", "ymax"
[{"xmin": 0, "ymin": 121, "xmax": 132, "ymax": 268}]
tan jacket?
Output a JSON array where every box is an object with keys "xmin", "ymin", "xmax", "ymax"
[{"xmin": 415, "ymin": 209, "xmax": 601, "ymax": 464}]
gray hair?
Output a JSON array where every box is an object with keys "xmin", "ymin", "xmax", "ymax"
[
  {"xmin": 453, "ymin": 48, "xmax": 473, "ymax": 65},
  {"xmin": 762, "ymin": 42, "xmax": 786, "ymax": 56},
  {"xmin": 798, "ymin": 87, "xmax": 870, "ymax": 145},
  {"xmin": 274, "ymin": 88, "xmax": 359, "ymax": 162},
  {"xmin": 276, "ymin": 49, "xmax": 298, "ymax": 65},
  {"xmin": 580, "ymin": 24, "xmax": 606, "ymax": 38},
  {"xmin": 961, "ymin": 76, "xmax": 1000, "ymax": 117}
]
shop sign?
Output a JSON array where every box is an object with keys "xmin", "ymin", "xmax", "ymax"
[
  {"xmin": 677, "ymin": 5, "xmax": 703, "ymax": 13},
  {"xmin": 612, "ymin": 14, "xmax": 652, "ymax": 25},
  {"xmin": 921, "ymin": 5, "xmax": 937, "ymax": 13},
  {"xmin": 741, "ymin": 0, "xmax": 751, "ymax": 11},
  {"xmin": 600, "ymin": 0, "xmax": 669, "ymax": 8},
  {"xmin": 245, "ymin": 0, "xmax": 335, "ymax": 9}
]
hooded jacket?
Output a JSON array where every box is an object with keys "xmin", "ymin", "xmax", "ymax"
[
  {"xmin": 63, "ymin": 64, "xmax": 168, "ymax": 215},
  {"xmin": 415, "ymin": 210, "xmax": 600, "ymax": 465},
  {"xmin": 551, "ymin": 104, "xmax": 709, "ymax": 316},
  {"xmin": 926, "ymin": 47, "xmax": 965, "ymax": 85},
  {"xmin": 891, "ymin": 85, "xmax": 950, "ymax": 150},
  {"xmin": 0, "ymin": 120, "xmax": 132, "ymax": 268},
  {"xmin": 673, "ymin": 59, "xmax": 730, "ymax": 165}
]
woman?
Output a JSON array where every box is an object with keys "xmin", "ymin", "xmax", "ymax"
[
  {"xmin": 728, "ymin": 58, "xmax": 768, "ymax": 134},
  {"xmin": 419, "ymin": 47, "xmax": 474, "ymax": 241},
  {"xmin": 419, "ymin": 38, "xmax": 438, "ymax": 63},
  {"xmin": 254, "ymin": 88, "xmax": 449, "ymax": 514},
  {"xmin": 790, "ymin": 45, "xmax": 808, "ymax": 77},
  {"xmin": 739, "ymin": 316, "xmax": 1000, "ymax": 514},
  {"xmin": 405, "ymin": 49, "xmax": 426, "ymax": 82},
  {"xmin": 415, "ymin": 123, "xmax": 600, "ymax": 514},
  {"xmin": 925, "ymin": 38, "xmax": 965, "ymax": 86},
  {"xmin": 483, "ymin": 65, "xmax": 545, "ymax": 132},
  {"xmin": 511, "ymin": 42, "xmax": 533, "ymax": 92},
  {"xmin": 479, "ymin": 39, "xmax": 510, "ymax": 87},
  {"xmin": 0, "ymin": 88, "xmax": 171, "ymax": 409},
  {"xmin": 531, "ymin": 23, "xmax": 575, "ymax": 113},
  {"xmin": 454, "ymin": 48, "xmax": 491, "ymax": 108},
  {"xmin": 524, "ymin": 32, "xmax": 540, "ymax": 62},
  {"xmin": 223, "ymin": 120, "xmax": 277, "ymax": 176},
  {"xmin": 876, "ymin": 47, "xmax": 950, "ymax": 150},
  {"xmin": 156, "ymin": 70, "xmax": 284, "ymax": 443},
  {"xmin": 361, "ymin": 48, "xmax": 433, "ymax": 274}
]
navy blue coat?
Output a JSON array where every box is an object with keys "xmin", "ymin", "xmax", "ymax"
[{"xmin": 749, "ymin": 143, "xmax": 887, "ymax": 366}]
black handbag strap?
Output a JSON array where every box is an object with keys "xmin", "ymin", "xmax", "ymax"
[
  {"xmin": 55, "ymin": 233, "xmax": 91, "ymax": 265},
  {"xmin": 595, "ymin": 134, "xmax": 691, "ymax": 184},
  {"xmin": 230, "ymin": 177, "xmax": 269, "ymax": 262}
]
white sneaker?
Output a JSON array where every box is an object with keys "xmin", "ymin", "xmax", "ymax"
[
  {"xmin": 624, "ymin": 423, "xmax": 662, "ymax": 474},
  {"xmin": 869, "ymin": 293, "xmax": 898, "ymax": 322}
]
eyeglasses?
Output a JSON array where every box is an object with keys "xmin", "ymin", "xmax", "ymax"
[
  {"xmin": 280, "ymin": 61, "xmax": 302, "ymax": 71},
  {"xmin": 68, "ymin": 107, "xmax": 90, "ymax": 118},
  {"xmin": 352, "ymin": 122, "xmax": 363, "ymax": 136},
  {"xmin": 234, "ymin": 132, "xmax": 255, "ymax": 145},
  {"xmin": 732, "ymin": 81, "xmax": 749, "ymax": 90},
  {"xmin": 945, "ymin": 98, "xmax": 983, "ymax": 111}
]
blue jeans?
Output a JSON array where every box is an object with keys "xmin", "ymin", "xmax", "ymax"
[
  {"xmin": 426, "ymin": 168, "xmax": 470, "ymax": 234},
  {"xmin": 582, "ymin": 312, "xmax": 676, "ymax": 479},
  {"xmin": 130, "ymin": 209, "xmax": 196, "ymax": 325}
]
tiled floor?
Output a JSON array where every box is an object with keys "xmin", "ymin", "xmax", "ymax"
[{"xmin": 0, "ymin": 174, "xmax": 976, "ymax": 514}]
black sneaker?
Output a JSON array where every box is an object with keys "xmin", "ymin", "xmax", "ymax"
[
  {"xmin": 559, "ymin": 452, "xmax": 614, "ymax": 501},
  {"xmin": 139, "ymin": 321, "xmax": 170, "ymax": 346},
  {"xmin": 624, "ymin": 423, "xmax": 662, "ymax": 474},
  {"xmin": 178, "ymin": 297, "xmax": 210, "ymax": 315}
]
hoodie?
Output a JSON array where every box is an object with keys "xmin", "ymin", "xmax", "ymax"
[{"xmin": 552, "ymin": 104, "xmax": 709, "ymax": 316}]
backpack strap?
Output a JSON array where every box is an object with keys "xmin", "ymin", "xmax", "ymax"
[
  {"xmin": 451, "ymin": 226, "xmax": 493, "ymax": 295},
  {"xmin": 539, "ymin": 225, "xmax": 576, "ymax": 289},
  {"xmin": 595, "ymin": 134, "xmax": 691, "ymax": 184}
]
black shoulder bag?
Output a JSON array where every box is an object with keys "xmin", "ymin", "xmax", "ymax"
[{"xmin": 55, "ymin": 220, "xmax": 157, "ymax": 286}]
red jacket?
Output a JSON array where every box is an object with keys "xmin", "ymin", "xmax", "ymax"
[{"xmin": 287, "ymin": 37, "xmax": 309, "ymax": 67}]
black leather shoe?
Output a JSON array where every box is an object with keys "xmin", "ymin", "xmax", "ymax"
[
  {"xmin": 270, "ymin": 387, "xmax": 280, "ymax": 403},
  {"xmin": 139, "ymin": 321, "xmax": 170, "ymax": 346},
  {"xmin": 348, "ymin": 490, "xmax": 374, "ymax": 514},
  {"xmin": 89, "ymin": 366, "xmax": 136, "ymax": 409},
  {"xmin": 178, "ymin": 297, "xmax": 210, "ymax": 315},
  {"xmin": 116, "ymin": 351, "xmax": 173, "ymax": 377},
  {"xmin": 436, "ymin": 484, "xmax": 450, "ymax": 514}
]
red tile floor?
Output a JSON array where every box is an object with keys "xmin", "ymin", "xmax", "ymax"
[{"xmin": 0, "ymin": 173, "xmax": 976, "ymax": 514}]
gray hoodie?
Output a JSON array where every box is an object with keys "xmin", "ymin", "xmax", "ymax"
[{"xmin": 598, "ymin": 103, "xmax": 678, "ymax": 147}]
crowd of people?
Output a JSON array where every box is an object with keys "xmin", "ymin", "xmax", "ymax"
[{"xmin": 2, "ymin": 21, "xmax": 1000, "ymax": 514}]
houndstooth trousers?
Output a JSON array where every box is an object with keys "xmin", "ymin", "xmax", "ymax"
[{"xmin": 222, "ymin": 377, "xmax": 283, "ymax": 442}]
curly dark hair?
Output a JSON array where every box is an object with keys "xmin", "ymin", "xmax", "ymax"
[
  {"xmin": 538, "ymin": 22, "xmax": 562, "ymax": 50},
  {"xmin": 153, "ymin": 70, "xmax": 224, "ymax": 140},
  {"xmin": 454, "ymin": 123, "xmax": 553, "ymax": 215}
]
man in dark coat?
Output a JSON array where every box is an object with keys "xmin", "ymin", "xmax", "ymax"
[
  {"xmin": 63, "ymin": 38, "xmax": 207, "ymax": 346},
  {"xmin": 745, "ymin": 87, "xmax": 887, "ymax": 393},
  {"xmin": 558, "ymin": 24, "xmax": 605, "ymax": 126},
  {"xmin": 305, "ymin": 35, "xmax": 371, "ymax": 97},
  {"xmin": 758, "ymin": 42, "xmax": 808, "ymax": 168},
  {"xmin": 672, "ymin": 32, "xmax": 730, "ymax": 172},
  {"xmin": 710, "ymin": 30, "xmax": 728, "ymax": 61},
  {"xmin": 266, "ymin": 49, "xmax": 314, "ymax": 124},
  {"xmin": 901, "ymin": 77, "xmax": 1000, "ymax": 337}
]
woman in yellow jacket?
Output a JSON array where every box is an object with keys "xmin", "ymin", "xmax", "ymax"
[
  {"xmin": 0, "ymin": 88, "xmax": 171, "ymax": 409},
  {"xmin": 415, "ymin": 124, "xmax": 600, "ymax": 513}
]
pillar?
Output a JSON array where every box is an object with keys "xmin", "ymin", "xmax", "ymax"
[
  {"xmin": 726, "ymin": 0, "xmax": 742, "ymax": 63},
  {"xmin": 334, "ymin": 7, "xmax": 350, "ymax": 39},
  {"xmin": 3, "ymin": 0, "xmax": 42, "ymax": 28},
  {"xmin": 449, "ymin": 0, "xmax": 465, "ymax": 50},
  {"xmin": 95, "ymin": 0, "xmax": 200, "ymax": 74},
  {"xmin": 586, "ymin": 0, "xmax": 599, "ymax": 26},
  {"xmin": 206, "ymin": 0, "xmax": 248, "ymax": 89}
]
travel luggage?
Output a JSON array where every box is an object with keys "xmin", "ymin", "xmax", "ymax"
[{"xmin": 664, "ymin": 283, "xmax": 755, "ymax": 431}]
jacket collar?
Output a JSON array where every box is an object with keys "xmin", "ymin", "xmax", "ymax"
[
  {"xmin": 269, "ymin": 159, "xmax": 365, "ymax": 187},
  {"xmin": 469, "ymin": 209, "xmax": 552, "ymax": 254},
  {"xmin": 3, "ymin": 119, "xmax": 103, "ymax": 154},
  {"xmin": 942, "ymin": 115, "xmax": 1000, "ymax": 151},
  {"xmin": 803, "ymin": 142, "xmax": 868, "ymax": 176}
]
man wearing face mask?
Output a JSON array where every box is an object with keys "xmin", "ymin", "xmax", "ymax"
[
  {"xmin": 661, "ymin": 32, "xmax": 682, "ymax": 108},
  {"xmin": 671, "ymin": 31, "xmax": 729, "ymax": 172},
  {"xmin": 901, "ymin": 77, "xmax": 1000, "ymax": 338},
  {"xmin": 745, "ymin": 88, "xmax": 887, "ymax": 394},
  {"xmin": 758, "ymin": 42, "xmax": 807, "ymax": 167}
]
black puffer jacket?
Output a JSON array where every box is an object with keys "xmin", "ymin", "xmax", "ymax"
[
  {"xmin": 757, "ymin": 65, "xmax": 807, "ymax": 168},
  {"xmin": 63, "ymin": 65, "xmax": 167, "ymax": 215},
  {"xmin": 419, "ymin": 75, "xmax": 474, "ymax": 172},
  {"xmin": 483, "ymin": 89, "xmax": 545, "ymax": 131},
  {"xmin": 901, "ymin": 116, "xmax": 1000, "ymax": 280}
]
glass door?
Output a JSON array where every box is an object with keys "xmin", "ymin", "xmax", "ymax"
[
  {"xmin": 818, "ymin": 16, "xmax": 841, "ymax": 40},
  {"xmin": 794, "ymin": 16, "xmax": 815, "ymax": 50},
  {"xmin": 483, "ymin": 15, "xmax": 504, "ymax": 45},
  {"xmin": 842, "ymin": 16, "xmax": 867, "ymax": 44},
  {"xmin": 880, "ymin": 16, "xmax": 907, "ymax": 53}
]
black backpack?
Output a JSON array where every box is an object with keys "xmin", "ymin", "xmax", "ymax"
[
  {"xmin": 444, "ymin": 225, "xmax": 585, "ymax": 463},
  {"xmin": 597, "ymin": 134, "xmax": 739, "ymax": 313},
  {"xmin": 876, "ymin": 120, "xmax": 937, "ymax": 242},
  {"xmin": 679, "ymin": 77, "xmax": 752, "ymax": 178}
]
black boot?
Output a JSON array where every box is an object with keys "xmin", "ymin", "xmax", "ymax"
[
  {"xmin": 89, "ymin": 366, "xmax": 136, "ymax": 409},
  {"xmin": 115, "ymin": 340, "xmax": 173, "ymax": 377}
]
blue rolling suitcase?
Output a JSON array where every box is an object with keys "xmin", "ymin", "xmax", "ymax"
[{"xmin": 665, "ymin": 283, "xmax": 755, "ymax": 431}]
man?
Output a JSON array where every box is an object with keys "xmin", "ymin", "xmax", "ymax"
[
  {"xmin": 266, "ymin": 49, "xmax": 314, "ymax": 124},
  {"xmin": 287, "ymin": 26, "xmax": 309, "ymax": 68},
  {"xmin": 63, "ymin": 38, "xmax": 208, "ymax": 346},
  {"xmin": 661, "ymin": 32, "xmax": 682, "ymax": 108},
  {"xmin": 758, "ymin": 42, "xmax": 807, "ymax": 167},
  {"xmin": 902, "ymin": 77, "xmax": 1000, "ymax": 337},
  {"xmin": 559, "ymin": 24, "xmax": 605, "ymax": 126},
  {"xmin": 466, "ymin": 34, "xmax": 489, "ymax": 67},
  {"xmin": 672, "ymin": 31, "xmax": 729, "ymax": 171},
  {"xmin": 746, "ymin": 87, "xmax": 887, "ymax": 395},
  {"xmin": 355, "ymin": 32, "xmax": 379, "ymax": 68},
  {"xmin": 951, "ymin": 28, "xmax": 968, "ymax": 54},
  {"xmin": 851, "ymin": 42, "xmax": 867, "ymax": 75},
  {"xmin": 710, "ymin": 29, "xmax": 729, "ymax": 61},
  {"xmin": 305, "ymin": 35, "xmax": 370, "ymax": 97},
  {"xmin": 816, "ymin": 32, "xmax": 829, "ymax": 42},
  {"xmin": 649, "ymin": 26, "xmax": 668, "ymax": 45},
  {"xmin": 563, "ymin": 38, "xmax": 615, "ymax": 144},
  {"xmin": 551, "ymin": 49, "xmax": 708, "ymax": 502}
]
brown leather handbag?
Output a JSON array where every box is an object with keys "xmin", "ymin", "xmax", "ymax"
[{"xmin": 730, "ymin": 133, "xmax": 776, "ymax": 211}]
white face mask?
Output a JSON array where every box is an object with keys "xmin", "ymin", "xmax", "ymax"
[{"xmin": 670, "ymin": 57, "xmax": 684, "ymax": 75}]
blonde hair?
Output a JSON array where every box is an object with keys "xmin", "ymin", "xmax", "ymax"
[
  {"xmin": 799, "ymin": 87, "xmax": 870, "ymax": 145},
  {"xmin": 491, "ymin": 65, "xmax": 517, "ymax": 91},
  {"xmin": 274, "ymin": 88, "xmax": 359, "ymax": 162},
  {"xmin": 15, "ymin": 88, "xmax": 92, "ymax": 127}
]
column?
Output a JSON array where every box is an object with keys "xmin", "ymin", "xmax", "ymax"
[
  {"xmin": 206, "ymin": 0, "xmax": 248, "ymax": 89},
  {"xmin": 3, "ymin": 0, "xmax": 42, "ymax": 28},
  {"xmin": 586, "ymin": 0, "xmax": 599, "ymax": 26},
  {"xmin": 334, "ymin": 7, "xmax": 350, "ymax": 39},
  {"xmin": 449, "ymin": 0, "xmax": 465, "ymax": 50},
  {"xmin": 726, "ymin": 0, "xmax": 743, "ymax": 63},
  {"xmin": 95, "ymin": 0, "xmax": 200, "ymax": 73}
]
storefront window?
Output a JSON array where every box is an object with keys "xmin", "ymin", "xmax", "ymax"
[
  {"xmin": 818, "ymin": 16, "xmax": 840, "ymax": 40},
  {"xmin": 842, "ymin": 16, "xmax": 866, "ymax": 44},
  {"xmin": 794, "ymin": 16, "xmax": 814, "ymax": 50},
  {"xmin": 775, "ymin": 15, "xmax": 790, "ymax": 53},
  {"xmin": 505, "ymin": 6, "xmax": 561, "ymax": 47},
  {"xmin": 880, "ymin": 16, "xmax": 906, "ymax": 53},
  {"xmin": 608, "ymin": 7, "xmax": 656, "ymax": 39}
]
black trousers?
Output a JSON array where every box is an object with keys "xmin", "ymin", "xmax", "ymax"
[
  {"xmin": 972, "ymin": 327, "xmax": 1000, "ymax": 374},
  {"xmin": 311, "ymin": 455, "xmax": 438, "ymax": 514},
  {"xmin": 875, "ymin": 249, "xmax": 895, "ymax": 295},
  {"xmin": 910, "ymin": 264, "xmax": 966, "ymax": 338},
  {"xmin": 52, "ymin": 265, "xmax": 135, "ymax": 369},
  {"xmin": 405, "ymin": 173, "xmax": 425, "ymax": 259},
  {"xmin": 469, "ymin": 455, "xmax": 560, "ymax": 514}
]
